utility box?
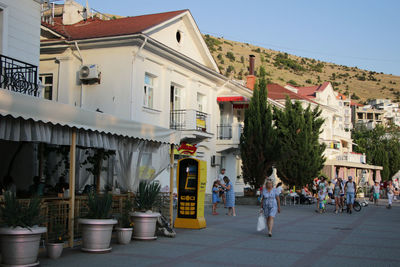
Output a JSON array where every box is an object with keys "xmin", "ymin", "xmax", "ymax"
[{"xmin": 174, "ymin": 158, "xmax": 207, "ymax": 229}]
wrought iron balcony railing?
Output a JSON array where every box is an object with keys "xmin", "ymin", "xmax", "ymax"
[
  {"xmin": 217, "ymin": 125, "xmax": 232, "ymax": 140},
  {"xmin": 0, "ymin": 54, "xmax": 39, "ymax": 96},
  {"xmin": 170, "ymin": 109, "xmax": 209, "ymax": 132}
]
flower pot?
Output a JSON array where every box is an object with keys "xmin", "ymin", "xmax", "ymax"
[
  {"xmin": 46, "ymin": 242, "xmax": 64, "ymax": 259},
  {"xmin": 0, "ymin": 226, "xmax": 47, "ymax": 266},
  {"xmin": 78, "ymin": 218, "xmax": 117, "ymax": 253},
  {"xmin": 130, "ymin": 212, "xmax": 160, "ymax": 240},
  {"xmin": 115, "ymin": 227, "xmax": 133, "ymax": 245}
]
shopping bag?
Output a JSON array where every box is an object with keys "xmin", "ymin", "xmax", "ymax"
[{"xmin": 257, "ymin": 212, "xmax": 266, "ymax": 231}]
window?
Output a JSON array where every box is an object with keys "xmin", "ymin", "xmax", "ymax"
[
  {"xmin": 197, "ymin": 93, "xmax": 206, "ymax": 112},
  {"xmin": 143, "ymin": 74, "xmax": 154, "ymax": 108},
  {"xmin": 170, "ymin": 85, "xmax": 182, "ymax": 110},
  {"xmin": 176, "ymin": 30, "xmax": 182, "ymax": 43},
  {"xmin": 39, "ymin": 74, "xmax": 53, "ymax": 100}
]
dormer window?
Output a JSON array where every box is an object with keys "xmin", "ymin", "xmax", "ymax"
[{"xmin": 176, "ymin": 30, "xmax": 182, "ymax": 43}]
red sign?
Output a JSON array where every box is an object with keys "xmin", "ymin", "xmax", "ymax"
[{"xmin": 177, "ymin": 142, "xmax": 197, "ymax": 155}]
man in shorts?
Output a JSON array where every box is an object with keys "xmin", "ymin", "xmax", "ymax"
[
  {"xmin": 345, "ymin": 176, "xmax": 356, "ymax": 214},
  {"xmin": 373, "ymin": 181, "xmax": 380, "ymax": 205}
]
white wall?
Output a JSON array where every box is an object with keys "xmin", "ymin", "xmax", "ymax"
[{"xmin": 0, "ymin": 0, "xmax": 40, "ymax": 66}]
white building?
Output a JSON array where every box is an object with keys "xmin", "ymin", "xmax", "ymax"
[
  {"xmin": 39, "ymin": 2, "xmax": 252, "ymax": 194},
  {"xmin": 368, "ymin": 99, "xmax": 400, "ymax": 127}
]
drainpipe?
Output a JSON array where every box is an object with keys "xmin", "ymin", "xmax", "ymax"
[
  {"xmin": 130, "ymin": 36, "xmax": 148, "ymax": 119},
  {"xmin": 74, "ymin": 41, "xmax": 84, "ymax": 107}
]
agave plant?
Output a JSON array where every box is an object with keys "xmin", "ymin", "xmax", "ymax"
[
  {"xmin": 0, "ymin": 191, "xmax": 43, "ymax": 228},
  {"xmin": 85, "ymin": 192, "xmax": 113, "ymax": 219},
  {"xmin": 134, "ymin": 180, "xmax": 161, "ymax": 212}
]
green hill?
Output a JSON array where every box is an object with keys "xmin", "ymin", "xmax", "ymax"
[{"xmin": 203, "ymin": 35, "xmax": 400, "ymax": 103}]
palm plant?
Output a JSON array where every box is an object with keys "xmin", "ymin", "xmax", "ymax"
[
  {"xmin": 134, "ymin": 180, "xmax": 161, "ymax": 212},
  {"xmin": 85, "ymin": 192, "xmax": 113, "ymax": 219},
  {"xmin": 119, "ymin": 199, "xmax": 133, "ymax": 228},
  {"xmin": 0, "ymin": 192, "xmax": 43, "ymax": 228}
]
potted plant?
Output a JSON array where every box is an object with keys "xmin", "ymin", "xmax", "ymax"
[
  {"xmin": 78, "ymin": 192, "xmax": 117, "ymax": 253},
  {"xmin": 130, "ymin": 180, "xmax": 161, "ymax": 240},
  {"xmin": 115, "ymin": 199, "xmax": 133, "ymax": 245},
  {"xmin": 0, "ymin": 192, "xmax": 47, "ymax": 266},
  {"xmin": 46, "ymin": 221, "xmax": 67, "ymax": 259}
]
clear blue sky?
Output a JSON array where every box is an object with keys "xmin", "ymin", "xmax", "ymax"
[{"xmin": 88, "ymin": 0, "xmax": 400, "ymax": 75}]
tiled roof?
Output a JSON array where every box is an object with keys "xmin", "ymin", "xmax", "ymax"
[
  {"xmin": 41, "ymin": 10, "xmax": 188, "ymax": 40},
  {"xmin": 267, "ymin": 83, "xmax": 317, "ymax": 104},
  {"xmin": 295, "ymin": 82, "xmax": 331, "ymax": 98}
]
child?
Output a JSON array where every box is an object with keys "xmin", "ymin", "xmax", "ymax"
[
  {"xmin": 318, "ymin": 189, "xmax": 327, "ymax": 213},
  {"xmin": 373, "ymin": 181, "xmax": 380, "ymax": 205},
  {"xmin": 212, "ymin": 181, "xmax": 221, "ymax": 215}
]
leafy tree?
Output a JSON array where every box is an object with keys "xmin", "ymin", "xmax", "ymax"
[
  {"xmin": 226, "ymin": 51, "xmax": 235, "ymax": 62},
  {"xmin": 273, "ymin": 97, "xmax": 326, "ymax": 187},
  {"xmin": 240, "ymin": 78, "xmax": 279, "ymax": 189},
  {"xmin": 352, "ymin": 124, "xmax": 400, "ymax": 180}
]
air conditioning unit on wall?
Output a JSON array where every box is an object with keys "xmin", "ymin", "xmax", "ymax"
[
  {"xmin": 79, "ymin": 64, "xmax": 100, "ymax": 83},
  {"xmin": 211, "ymin": 155, "xmax": 221, "ymax": 167}
]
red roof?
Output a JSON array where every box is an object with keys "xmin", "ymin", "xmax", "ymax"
[
  {"xmin": 336, "ymin": 92, "xmax": 347, "ymax": 100},
  {"xmin": 295, "ymin": 82, "xmax": 330, "ymax": 98},
  {"xmin": 267, "ymin": 84, "xmax": 316, "ymax": 104},
  {"xmin": 42, "ymin": 10, "xmax": 188, "ymax": 40}
]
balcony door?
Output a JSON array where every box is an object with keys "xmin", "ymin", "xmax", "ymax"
[{"xmin": 170, "ymin": 84, "xmax": 183, "ymax": 129}]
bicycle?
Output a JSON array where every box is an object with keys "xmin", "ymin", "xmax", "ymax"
[{"xmin": 341, "ymin": 196, "xmax": 362, "ymax": 212}]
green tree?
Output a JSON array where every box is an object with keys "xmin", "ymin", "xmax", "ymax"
[
  {"xmin": 240, "ymin": 78, "xmax": 279, "ymax": 189},
  {"xmin": 352, "ymin": 124, "xmax": 400, "ymax": 180},
  {"xmin": 273, "ymin": 97, "xmax": 326, "ymax": 187}
]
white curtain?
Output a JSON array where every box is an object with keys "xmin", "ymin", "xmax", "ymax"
[{"xmin": 0, "ymin": 115, "xmax": 171, "ymax": 193}]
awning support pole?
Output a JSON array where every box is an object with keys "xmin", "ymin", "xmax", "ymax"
[
  {"xmin": 169, "ymin": 144, "xmax": 174, "ymax": 226},
  {"xmin": 68, "ymin": 130, "xmax": 77, "ymax": 248}
]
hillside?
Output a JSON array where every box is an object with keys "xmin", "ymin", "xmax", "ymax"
[{"xmin": 203, "ymin": 35, "xmax": 400, "ymax": 103}]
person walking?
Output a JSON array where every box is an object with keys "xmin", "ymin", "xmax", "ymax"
[
  {"xmin": 345, "ymin": 176, "xmax": 357, "ymax": 214},
  {"xmin": 387, "ymin": 180, "xmax": 394, "ymax": 209},
  {"xmin": 373, "ymin": 181, "xmax": 380, "ymax": 206},
  {"xmin": 333, "ymin": 178, "xmax": 343, "ymax": 214},
  {"xmin": 260, "ymin": 179, "xmax": 281, "ymax": 237},
  {"xmin": 217, "ymin": 169, "xmax": 227, "ymax": 207},
  {"xmin": 220, "ymin": 176, "xmax": 236, "ymax": 216}
]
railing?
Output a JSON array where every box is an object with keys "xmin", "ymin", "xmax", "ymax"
[
  {"xmin": 217, "ymin": 125, "xmax": 232, "ymax": 139},
  {"xmin": 336, "ymin": 152, "xmax": 366, "ymax": 164},
  {"xmin": 0, "ymin": 54, "xmax": 39, "ymax": 96},
  {"xmin": 170, "ymin": 109, "xmax": 209, "ymax": 133}
]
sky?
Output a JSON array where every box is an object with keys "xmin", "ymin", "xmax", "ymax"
[{"xmin": 86, "ymin": 0, "xmax": 400, "ymax": 75}]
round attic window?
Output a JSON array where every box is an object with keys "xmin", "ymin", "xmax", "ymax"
[{"xmin": 176, "ymin": 30, "xmax": 182, "ymax": 43}]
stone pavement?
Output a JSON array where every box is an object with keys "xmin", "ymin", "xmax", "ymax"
[{"xmin": 40, "ymin": 203, "xmax": 400, "ymax": 267}]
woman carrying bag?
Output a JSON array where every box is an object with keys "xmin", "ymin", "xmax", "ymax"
[{"xmin": 260, "ymin": 179, "xmax": 281, "ymax": 237}]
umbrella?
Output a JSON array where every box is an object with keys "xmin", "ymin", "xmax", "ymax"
[{"xmin": 375, "ymin": 170, "xmax": 381, "ymax": 183}]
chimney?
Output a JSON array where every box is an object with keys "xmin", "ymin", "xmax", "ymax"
[
  {"xmin": 246, "ymin": 55, "xmax": 256, "ymax": 90},
  {"xmin": 249, "ymin": 55, "xmax": 255, "ymax": 75}
]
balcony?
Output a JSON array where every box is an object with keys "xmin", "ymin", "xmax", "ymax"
[
  {"xmin": 336, "ymin": 152, "xmax": 366, "ymax": 164},
  {"xmin": 170, "ymin": 109, "xmax": 212, "ymax": 142},
  {"xmin": 0, "ymin": 55, "xmax": 39, "ymax": 96},
  {"xmin": 216, "ymin": 124, "xmax": 243, "ymax": 152}
]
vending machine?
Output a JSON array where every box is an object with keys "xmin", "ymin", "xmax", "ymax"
[{"xmin": 174, "ymin": 158, "xmax": 207, "ymax": 229}]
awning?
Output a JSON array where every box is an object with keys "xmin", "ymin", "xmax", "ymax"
[
  {"xmin": 217, "ymin": 96, "xmax": 248, "ymax": 102},
  {"xmin": 0, "ymin": 90, "xmax": 180, "ymax": 145}
]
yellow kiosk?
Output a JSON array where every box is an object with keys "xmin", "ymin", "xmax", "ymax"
[{"xmin": 174, "ymin": 158, "xmax": 207, "ymax": 229}]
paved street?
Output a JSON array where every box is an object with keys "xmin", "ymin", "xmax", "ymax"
[{"xmin": 40, "ymin": 203, "xmax": 400, "ymax": 267}]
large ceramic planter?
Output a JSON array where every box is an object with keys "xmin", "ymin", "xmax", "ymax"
[
  {"xmin": 0, "ymin": 226, "xmax": 47, "ymax": 266},
  {"xmin": 46, "ymin": 242, "xmax": 64, "ymax": 259},
  {"xmin": 115, "ymin": 227, "xmax": 133, "ymax": 245},
  {"xmin": 130, "ymin": 212, "xmax": 160, "ymax": 240},
  {"xmin": 78, "ymin": 218, "xmax": 117, "ymax": 253}
]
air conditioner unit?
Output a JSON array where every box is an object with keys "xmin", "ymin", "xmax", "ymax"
[
  {"xmin": 79, "ymin": 64, "xmax": 100, "ymax": 80},
  {"xmin": 211, "ymin": 155, "xmax": 221, "ymax": 167}
]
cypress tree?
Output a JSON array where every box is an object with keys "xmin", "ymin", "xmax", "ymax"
[
  {"xmin": 240, "ymin": 77, "xmax": 278, "ymax": 190},
  {"xmin": 274, "ymin": 97, "xmax": 326, "ymax": 187}
]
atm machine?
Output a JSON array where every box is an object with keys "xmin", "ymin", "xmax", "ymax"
[{"xmin": 174, "ymin": 158, "xmax": 207, "ymax": 229}]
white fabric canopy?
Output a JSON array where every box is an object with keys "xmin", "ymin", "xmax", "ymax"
[{"xmin": 0, "ymin": 90, "xmax": 180, "ymax": 145}]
